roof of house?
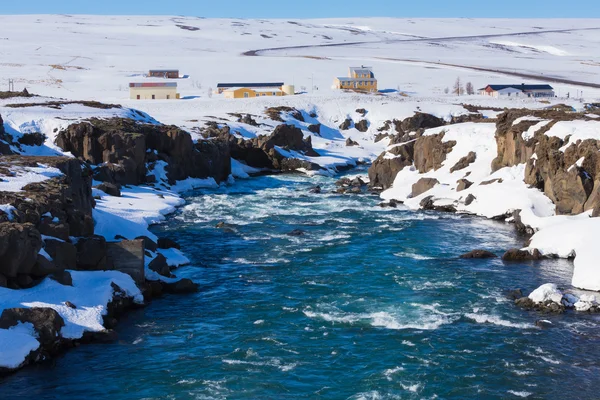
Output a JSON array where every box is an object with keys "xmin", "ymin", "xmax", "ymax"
[
  {"xmin": 129, "ymin": 82, "xmax": 177, "ymax": 88},
  {"xmin": 336, "ymin": 77, "xmax": 377, "ymax": 82},
  {"xmin": 217, "ymin": 82, "xmax": 284, "ymax": 89},
  {"xmin": 349, "ymin": 66, "xmax": 374, "ymax": 76},
  {"xmin": 484, "ymin": 84, "xmax": 554, "ymax": 91},
  {"xmin": 224, "ymin": 87, "xmax": 283, "ymax": 93},
  {"xmin": 149, "ymin": 69, "xmax": 179, "ymax": 73}
]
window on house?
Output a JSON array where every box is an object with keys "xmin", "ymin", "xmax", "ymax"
[
  {"xmin": 136, "ymin": 95, "xmax": 140, "ymax": 100},
  {"xmin": 152, "ymin": 94, "xmax": 155, "ymax": 99},
  {"xmin": 244, "ymin": 92, "xmax": 249, "ymax": 98},
  {"xmin": 166, "ymin": 95, "xmax": 170, "ymax": 99},
  {"xmin": 256, "ymin": 93, "xmax": 259, "ymax": 97}
]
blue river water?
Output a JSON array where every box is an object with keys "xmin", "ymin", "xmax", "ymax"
[{"xmin": 2, "ymin": 170, "xmax": 600, "ymax": 399}]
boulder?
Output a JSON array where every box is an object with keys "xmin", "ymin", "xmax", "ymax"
[
  {"xmin": 157, "ymin": 237, "xmax": 180, "ymax": 250},
  {"xmin": 502, "ymin": 248, "xmax": 542, "ymax": 261},
  {"xmin": 76, "ymin": 236, "xmax": 110, "ymax": 271},
  {"xmin": 345, "ymin": 138, "xmax": 359, "ymax": 147},
  {"xmin": 309, "ymin": 185, "xmax": 322, "ymax": 194},
  {"xmin": 31, "ymin": 254, "xmax": 59, "ymax": 278},
  {"xmin": 307, "ymin": 124, "xmax": 321, "ymax": 135},
  {"xmin": 135, "ymin": 236, "xmax": 158, "ymax": 252},
  {"xmin": 356, "ymin": 108, "xmax": 367, "ymax": 117},
  {"xmin": 0, "ymin": 222, "xmax": 42, "ymax": 278},
  {"xmin": 0, "ymin": 307, "xmax": 64, "ymax": 346},
  {"xmin": 411, "ymin": 178, "xmax": 439, "ymax": 197},
  {"xmin": 49, "ymin": 270, "xmax": 73, "ymax": 286},
  {"xmin": 355, "ymin": 120, "xmax": 369, "ymax": 132},
  {"xmin": 400, "ymin": 112, "xmax": 445, "ymax": 133},
  {"xmin": 450, "ymin": 151, "xmax": 477, "ymax": 173},
  {"xmin": 464, "ymin": 194, "xmax": 476, "ymax": 206},
  {"xmin": 148, "ymin": 254, "xmax": 170, "ymax": 278},
  {"xmin": 163, "ymin": 278, "xmax": 199, "ymax": 294},
  {"xmin": 106, "ymin": 240, "xmax": 145, "ymax": 284},
  {"xmin": 96, "ymin": 182, "xmax": 121, "ymax": 197},
  {"xmin": 459, "ymin": 250, "xmax": 497, "ymax": 259},
  {"xmin": 339, "ymin": 118, "xmax": 353, "ymax": 130},
  {"xmin": 17, "ymin": 132, "xmax": 46, "ymax": 147},
  {"xmin": 44, "ymin": 239, "xmax": 76, "ymax": 270},
  {"xmin": 507, "ymin": 289, "xmax": 523, "ymax": 300},
  {"xmin": 287, "ymin": 229, "xmax": 306, "ymax": 237},
  {"xmin": 457, "ymin": 179, "xmax": 473, "ymax": 192}
]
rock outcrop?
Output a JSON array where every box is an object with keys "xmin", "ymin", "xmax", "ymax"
[
  {"xmin": 56, "ymin": 118, "xmax": 231, "ymax": 185},
  {"xmin": 492, "ymin": 109, "xmax": 600, "ymax": 215}
]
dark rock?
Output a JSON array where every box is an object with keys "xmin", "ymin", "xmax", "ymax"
[
  {"xmin": 502, "ymin": 248, "xmax": 543, "ymax": 261},
  {"xmin": 0, "ymin": 307, "xmax": 65, "ymax": 345},
  {"xmin": 507, "ymin": 289, "xmax": 524, "ymax": 300},
  {"xmin": 157, "ymin": 237, "xmax": 180, "ymax": 250},
  {"xmin": 356, "ymin": 108, "xmax": 367, "ymax": 117},
  {"xmin": 0, "ymin": 222, "xmax": 42, "ymax": 278},
  {"xmin": 163, "ymin": 278, "xmax": 199, "ymax": 294},
  {"xmin": 65, "ymin": 301, "xmax": 77, "ymax": 309},
  {"xmin": 515, "ymin": 297, "xmax": 535, "ymax": 309},
  {"xmin": 480, "ymin": 178, "xmax": 503, "ymax": 185},
  {"xmin": 17, "ymin": 132, "xmax": 46, "ymax": 147},
  {"xmin": 457, "ymin": 179, "xmax": 473, "ymax": 192},
  {"xmin": 379, "ymin": 199, "xmax": 402, "ymax": 208},
  {"xmin": 106, "ymin": 240, "xmax": 145, "ymax": 284},
  {"xmin": 37, "ymin": 221, "xmax": 70, "ymax": 242},
  {"xmin": 96, "ymin": 182, "xmax": 121, "ymax": 197},
  {"xmin": 135, "ymin": 236, "xmax": 157, "ymax": 252},
  {"xmin": 16, "ymin": 274, "xmax": 34, "ymax": 288},
  {"xmin": 309, "ymin": 186, "xmax": 322, "ymax": 194},
  {"xmin": 345, "ymin": 138, "xmax": 359, "ymax": 147},
  {"xmin": 31, "ymin": 254, "xmax": 59, "ymax": 277},
  {"xmin": 49, "ymin": 270, "xmax": 73, "ymax": 286},
  {"xmin": 450, "ymin": 151, "xmax": 476, "ymax": 173},
  {"xmin": 355, "ymin": 120, "xmax": 369, "ymax": 132},
  {"xmin": 0, "ymin": 273, "xmax": 6, "ymax": 288},
  {"xmin": 339, "ymin": 118, "xmax": 353, "ymax": 130},
  {"xmin": 44, "ymin": 239, "xmax": 76, "ymax": 270},
  {"xmin": 459, "ymin": 250, "xmax": 498, "ymax": 259},
  {"xmin": 287, "ymin": 229, "xmax": 306, "ymax": 237},
  {"xmin": 148, "ymin": 254, "xmax": 171, "ymax": 278},
  {"xmin": 464, "ymin": 194, "xmax": 476, "ymax": 206},
  {"xmin": 401, "ymin": 112, "xmax": 445, "ymax": 133},
  {"xmin": 307, "ymin": 124, "xmax": 321, "ymax": 135},
  {"xmin": 512, "ymin": 210, "xmax": 535, "ymax": 236},
  {"xmin": 535, "ymin": 319, "xmax": 553, "ymax": 328},
  {"xmin": 411, "ymin": 178, "xmax": 439, "ymax": 197},
  {"xmin": 76, "ymin": 236, "xmax": 110, "ymax": 271}
]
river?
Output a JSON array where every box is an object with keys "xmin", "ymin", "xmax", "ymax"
[{"xmin": 2, "ymin": 170, "xmax": 600, "ymax": 399}]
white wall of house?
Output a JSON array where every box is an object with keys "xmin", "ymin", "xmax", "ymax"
[
  {"xmin": 130, "ymin": 86, "xmax": 178, "ymax": 100},
  {"xmin": 495, "ymin": 87, "xmax": 524, "ymax": 98}
]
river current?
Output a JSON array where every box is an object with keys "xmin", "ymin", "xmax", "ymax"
[{"xmin": 2, "ymin": 170, "xmax": 600, "ymax": 399}]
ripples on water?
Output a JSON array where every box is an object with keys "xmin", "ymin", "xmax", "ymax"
[{"xmin": 2, "ymin": 171, "xmax": 600, "ymax": 399}]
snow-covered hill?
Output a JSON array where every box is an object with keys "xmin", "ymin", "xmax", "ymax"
[{"xmin": 0, "ymin": 15, "xmax": 599, "ymax": 101}]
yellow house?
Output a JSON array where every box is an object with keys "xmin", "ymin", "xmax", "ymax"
[
  {"xmin": 333, "ymin": 66, "xmax": 378, "ymax": 92},
  {"xmin": 129, "ymin": 82, "xmax": 179, "ymax": 100},
  {"xmin": 221, "ymin": 84, "xmax": 295, "ymax": 99}
]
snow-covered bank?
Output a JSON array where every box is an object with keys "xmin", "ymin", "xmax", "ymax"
[
  {"xmin": 0, "ymin": 271, "xmax": 143, "ymax": 370},
  {"xmin": 378, "ymin": 114, "xmax": 600, "ymax": 292}
]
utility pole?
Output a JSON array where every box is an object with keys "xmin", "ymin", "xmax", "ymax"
[{"xmin": 8, "ymin": 79, "xmax": 14, "ymax": 92}]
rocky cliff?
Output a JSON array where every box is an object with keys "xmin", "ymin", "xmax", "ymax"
[
  {"xmin": 56, "ymin": 118, "xmax": 231, "ymax": 185},
  {"xmin": 492, "ymin": 110, "xmax": 600, "ymax": 215}
]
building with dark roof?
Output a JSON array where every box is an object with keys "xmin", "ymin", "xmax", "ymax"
[
  {"xmin": 148, "ymin": 69, "xmax": 180, "ymax": 79},
  {"xmin": 479, "ymin": 84, "xmax": 555, "ymax": 98},
  {"xmin": 216, "ymin": 82, "xmax": 284, "ymax": 94}
]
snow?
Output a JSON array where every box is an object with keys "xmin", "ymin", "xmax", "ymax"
[
  {"xmin": 0, "ymin": 164, "xmax": 63, "ymax": 192},
  {"xmin": 528, "ymin": 283, "xmax": 563, "ymax": 304},
  {"xmin": 0, "ymin": 323, "xmax": 40, "ymax": 369},
  {"xmin": 231, "ymin": 158, "xmax": 263, "ymax": 179},
  {"xmin": 0, "ymin": 204, "xmax": 16, "ymax": 220},
  {"xmin": 490, "ymin": 40, "xmax": 570, "ymax": 57},
  {"xmin": 0, "ymin": 270, "xmax": 142, "ymax": 369},
  {"xmin": 543, "ymin": 120, "xmax": 600, "ymax": 151},
  {"xmin": 528, "ymin": 217, "xmax": 600, "ymax": 290}
]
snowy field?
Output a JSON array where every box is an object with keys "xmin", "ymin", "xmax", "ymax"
[{"xmin": 1, "ymin": 15, "xmax": 600, "ymax": 370}]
